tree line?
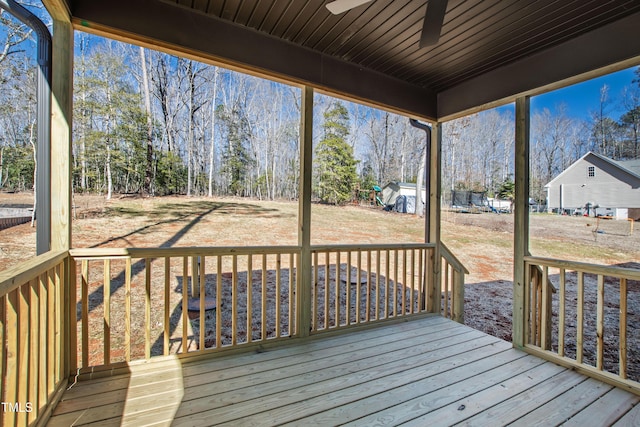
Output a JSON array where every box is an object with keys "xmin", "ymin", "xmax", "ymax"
[
  {"xmin": 1, "ymin": 5, "xmax": 639, "ymax": 207},
  {"xmin": 0, "ymin": 25, "xmax": 428, "ymax": 203},
  {"xmin": 443, "ymin": 68, "xmax": 640, "ymax": 205}
]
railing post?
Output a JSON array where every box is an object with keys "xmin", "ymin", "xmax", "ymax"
[
  {"xmin": 513, "ymin": 96, "xmax": 530, "ymax": 349},
  {"xmin": 452, "ymin": 270, "xmax": 465, "ymax": 323},
  {"xmin": 297, "ymin": 86, "xmax": 313, "ymax": 338},
  {"xmin": 428, "ymin": 122, "xmax": 442, "ymax": 314}
]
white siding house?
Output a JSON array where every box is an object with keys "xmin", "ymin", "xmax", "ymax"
[{"xmin": 545, "ymin": 152, "xmax": 640, "ymax": 220}]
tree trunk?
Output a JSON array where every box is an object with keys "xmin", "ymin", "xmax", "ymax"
[
  {"xmin": 186, "ymin": 61, "xmax": 195, "ymax": 196},
  {"xmin": 29, "ymin": 122, "xmax": 36, "ymax": 227},
  {"xmin": 208, "ymin": 67, "xmax": 219, "ymax": 197},
  {"xmin": 139, "ymin": 46, "xmax": 154, "ymax": 195}
]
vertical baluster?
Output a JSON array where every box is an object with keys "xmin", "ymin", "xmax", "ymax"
[
  {"xmin": 324, "ymin": 251, "xmax": 330, "ymax": 329},
  {"xmin": 393, "ymin": 250, "xmax": 399, "ymax": 317},
  {"xmin": 145, "ymin": 258, "xmax": 152, "ymax": 360},
  {"xmin": 47, "ymin": 269, "xmax": 56, "ymax": 393},
  {"xmin": 248, "ymin": 255, "xmax": 253, "ymax": 343},
  {"xmin": 69, "ymin": 260, "xmax": 77, "ymax": 372},
  {"xmin": 620, "ymin": 277, "xmax": 628, "ymax": 379},
  {"xmin": 366, "ymin": 250, "xmax": 371, "ymax": 322},
  {"xmin": 524, "ymin": 262, "xmax": 531, "ymax": 345},
  {"xmin": 426, "ymin": 247, "xmax": 433, "ymax": 313},
  {"xmin": 191, "ymin": 255, "xmax": 199, "ymax": 298},
  {"xmin": 125, "ymin": 258, "xmax": 132, "ymax": 361},
  {"xmin": 262, "ymin": 254, "xmax": 267, "ymax": 340},
  {"xmin": 232, "ymin": 255, "xmax": 238, "ymax": 345},
  {"xmin": 313, "ymin": 251, "xmax": 318, "ymax": 330},
  {"xmin": 18, "ymin": 282, "xmax": 29, "ymax": 423},
  {"xmin": 402, "ymin": 250, "xmax": 407, "ymax": 315},
  {"xmin": 336, "ymin": 251, "xmax": 341, "ymax": 327},
  {"xmin": 0, "ymin": 295, "xmax": 5, "ymax": 410},
  {"xmin": 596, "ymin": 274, "xmax": 605, "ymax": 370},
  {"xmin": 417, "ymin": 248, "xmax": 423, "ymax": 313},
  {"xmin": 276, "ymin": 254, "xmax": 281, "ymax": 337},
  {"xmin": 81, "ymin": 260, "xmax": 89, "ymax": 367},
  {"xmin": 540, "ymin": 266, "xmax": 549, "ymax": 350},
  {"xmin": 375, "ymin": 250, "xmax": 380, "ymax": 320},
  {"xmin": 200, "ymin": 255, "xmax": 206, "ymax": 349},
  {"xmin": 577, "ymin": 271, "xmax": 584, "ymax": 364},
  {"xmin": 410, "ymin": 249, "xmax": 415, "ymax": 314},
  {"xmin": 216, "ymin": 256, "xmax": 222, "ymax": 347},
  {"xmin": 164, "ymin": 257, "xmax": 170, "ymax": 355},
  {"xmin": 346, "ymin": 251, "xmax": 352, "ymax": 324},
  {"xmin": 104, "ymin": 259, "xmax": 111, "ymax": 364},
  {"xmin": 558, "ymin": 268, "xmax": 566, "ymax": 357},
  {"xmin": 532, "ymin": 267, "xmax": 540, "ymax": 347},
  {"xmin": 385, "ymin": 249, "xmax": 390, "ymax": 319},
  {"xmin": 182, "ymin": 257, "xmax": 189, "ymax": 353},
  {"xmin": 443, "ymin": 261, "xmax": 450, "ymax": 318},
  {"xmin": 39, "ymin": 273, "xmax": 47, "ymax": 412},
  {"xmin": 289, "ymin": 253, "xmax": 294, "ymax": 336},
  {"xmin": 356, "ymin": 251, "xmax": 362, "ymax": 324},
  {"xmin": 5, "ymin": 289, "xmax": 18, "ymax": 426},
  {"xmin": 29, "ymin": 278, "xmax": 39, "ymax": 424}
]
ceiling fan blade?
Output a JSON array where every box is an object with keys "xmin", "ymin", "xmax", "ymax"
[
  {"xmin": 326, "ymin": 0, "xmax": 373, "ymax": 15},
  {"xmin": 420, "ymin": 0, "xmax": 447, "ymax": 48}
]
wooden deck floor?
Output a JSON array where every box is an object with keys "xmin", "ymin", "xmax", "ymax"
[{"xmin": 47, "ymin": 315, "xmax": 640, "ymax": 426}]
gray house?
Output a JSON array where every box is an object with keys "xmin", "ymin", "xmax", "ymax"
[{"xmin": 545, "ymin": 152, "xmax": 640, "ymax": 220}]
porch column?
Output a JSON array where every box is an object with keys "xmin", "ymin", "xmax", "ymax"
[
  {"xmin": 50, "ymin": 17, "xmax": 73, "ymax": 252},
  {"xmin": 297, "ymin": 86, "xmax": 313, "ymax": 338},
  {"xmin": 428, "ymin": 122, "xmax": 442, "ymax": 313},
  {"xmin": 513, "ymin": 96, "xmax": 530, "ymax": 349}
]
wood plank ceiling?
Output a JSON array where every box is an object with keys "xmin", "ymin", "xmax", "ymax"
[{"xmin": 49, "ymin": 0, "xmax": 640, "ymax": 120}]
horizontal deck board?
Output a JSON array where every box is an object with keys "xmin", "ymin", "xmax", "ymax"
[{"xmin": 46, "ymin": 316, "xmax": 640, "ymax": 427}]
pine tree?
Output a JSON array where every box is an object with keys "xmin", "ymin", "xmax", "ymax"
[
  {"xmin": 314, "ymin": 102, "xmax": 358, "ymax": 205},
  {"xmin": 218, "ymin": 104, "xmax": 254, "ymax": 196}
]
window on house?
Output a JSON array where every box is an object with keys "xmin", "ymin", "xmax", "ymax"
[{"xmin": 588, "ymin": 166, "xmax": 595, "ymax": 178}]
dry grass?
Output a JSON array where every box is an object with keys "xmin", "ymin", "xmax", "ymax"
[{"xmin": 2, "ymin": 192, "xmax": 640, "ymax": 376}]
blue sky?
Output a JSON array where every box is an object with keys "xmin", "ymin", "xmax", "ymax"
[{"xmin": 530, "ymin": 66, "xmax": 638, "ymax": 121}]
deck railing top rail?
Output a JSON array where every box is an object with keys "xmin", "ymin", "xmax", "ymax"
[
  {"xmin": 524, "ymin": 255, "xmax": 640, "ymax": 280},
  {"xmin": 69, "ymin": 245, "xmax": 303, "ymax": 259},
  {"xmin": 0, "ymin": 249, "xmax": 68, "ymax": 296},
  {"xmin": 440, "ymin": 242, "xmax": 470, "ymax": 275}
]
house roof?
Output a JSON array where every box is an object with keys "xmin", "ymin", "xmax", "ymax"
[
  {"xmin": 43, "ymin": 0, "xmax": 640, "ymax": 121},
  {"xmin": 616, "ymin": 158, "xmax": 640, "ymax": 176},
  {"xmin": 545, "ymin": 151, "xmax": 640, "ymax": 188}
]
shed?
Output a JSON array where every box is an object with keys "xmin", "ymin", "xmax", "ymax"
[{"xmin": 381, "ymin": 182, "xmax": 426, "ymax": 207}]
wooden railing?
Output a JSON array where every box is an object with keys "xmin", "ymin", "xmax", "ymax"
[
  {"xmin": 1, "ymin": 241, "xmax": 468, "ymax": 426},
  {"xmin": 440, "ymin": 242, "xmax": 468, "ymax": 323},
  {"xmin": 67, "ymin": 243, "xmax": 470, "ymax": 368},
  {"xmin": 308, "ymin": 243, "xmax": 467, "ymax": 331},
  {"xmin": 68, "ymin": 246, "xmax": 301, "ymax": 370},
  {"xmin": 524, "ymin": 256, "xmax": 640, "ymax": 393},
  {"xmin": 0, "ymin": 250, "xmax": 69, "ymax": 427}
]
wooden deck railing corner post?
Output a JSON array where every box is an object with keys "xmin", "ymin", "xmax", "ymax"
[{"xmin": 452, "ymin": 269, "xmax": 465, "ymax": 323}]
